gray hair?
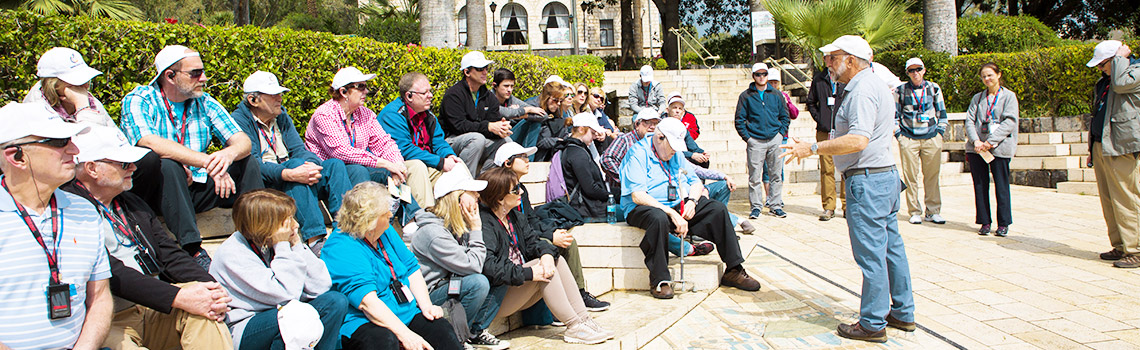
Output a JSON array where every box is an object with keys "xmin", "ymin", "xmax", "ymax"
[
  {"xmin": 336, "ymin": 182, "xmax": 392, "ymax": 239},
  {"xmin": 243, "ymin": 92, "xmax": 262, "ymax": 104}
]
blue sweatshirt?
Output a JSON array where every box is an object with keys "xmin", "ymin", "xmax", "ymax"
[
  {"xmin": 734, "ymin": 82, "xmax": 790, "ymax": 140},
  {"xmin": 377, "ymin": 98, "xmax": 457, "ymax": 169}
]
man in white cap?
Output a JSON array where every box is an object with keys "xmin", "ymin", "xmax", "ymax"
[
  {"xmin": 441, "ymin": 51, "xmax": 510, "ymax": 175},
  {"xmin": 232, "ymin": 71, "xmax": 356, "ymax": 254},
  {"xmin": 735, "ymin": 62, "xmax": 790, "ymax": 219},
  {"xmin": 621, "ymin": 117, "xmax": 760, "ymax": 299},
  {"xmin": 781, "ymin": 35, "xmax": 915, "ymax": 343},
  {"xmin": 601, "ymin": 108, "xmax": 661, "ymax": 184},
  {"xmin": 63, "ymin": 126, "xmax": 235, "ymax": 350},
  {"xmin": 119, "ymin": 45, "xmax": 263, "ymax": 268},
  {"xmin": 0, "ymin": 102, "xmax": 111, "ymax": 349},
  {"xmin": 628, "ymin": 65, "xmax": 664, "ymax": 114},
  {"xmin": 895, "ymin": 57, "xmax": 948, "ymax": 225},
  {"xmin": 1086, "ymin": 40, "xmax": 1140, "ymax": 268},
  {"xmin": 664, "ymin": 92, "xmax": 710, "ymax": 168}
]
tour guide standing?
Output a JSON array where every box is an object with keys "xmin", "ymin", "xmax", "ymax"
[{"xmin": 781, "ymin": 35, "xmax": 915, "ymax": 343}]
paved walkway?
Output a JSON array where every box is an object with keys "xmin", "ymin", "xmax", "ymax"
[{"xmin": 507, "ymin": 184, "xmax": 1140, "ymax": 349}]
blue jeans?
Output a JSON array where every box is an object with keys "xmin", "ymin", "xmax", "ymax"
[
  {"xmin": 345, "ymin": 164, "xmax": 393, "ymax": 185},
  {"xmin": 268, "ymin": 158, "xmax": 354, "ymax": 240},
  {"xmin": 239, "ymin": 291, "xmax": 350, "ymax": 350},
  {"xmin": 844, "ymin": 169, "xmax": 914, "ymax": 330},
  {"xmin": 511, "ymin": 120, "xmax": 542, "ymax": 161},
  {"xmin": 429, "ymin": 274, "xmax": 507, "ymax": 333},
  {"xmin": 705, "ymin": 180, "xmax": 740, "ymax": 227}
]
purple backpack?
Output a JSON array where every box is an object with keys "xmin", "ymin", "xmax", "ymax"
[{"xmin": 546, "ymin": 151, "xmax": 567, "ymax": 202}]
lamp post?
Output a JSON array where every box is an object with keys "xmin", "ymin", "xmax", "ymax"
[
  {"xmin": 489, "ymin": 1, "xmax": 498, "ymax": 46},
  {"xmin": 569, "ymin": 0, "xmax": 579, "ymax": 55}
]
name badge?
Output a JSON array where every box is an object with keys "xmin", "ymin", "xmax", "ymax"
[
  {"xmin": 827, "ymin": 97, "xmax": 835, "ymax": 106},
  {"xmin": 667, "ymin": 185, "xmax": 678, "ymax": 201},
  {"xmin": 46, "ymin": 283, "xmax": 73, "ymax": 320}
]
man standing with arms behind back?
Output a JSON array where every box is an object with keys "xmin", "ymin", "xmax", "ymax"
[{"xmin": 781, "ymin": 35, "xmax": 915, "ymax": 343}]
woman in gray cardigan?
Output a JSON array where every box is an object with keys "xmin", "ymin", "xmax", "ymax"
[{"xmin": 964, "ymin": 63, "xmax": 1019, "ymax": 237}]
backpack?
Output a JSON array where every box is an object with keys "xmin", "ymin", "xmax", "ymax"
[{"xmin": 545, "ymin": 150, "xmax": 568, "ymax": 202}]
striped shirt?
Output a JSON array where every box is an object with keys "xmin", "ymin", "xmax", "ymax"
[
  {"xmin": 119, "ymin": 84, "xmax": 243, "ymax": 183},
  {"xmin": 304, "ymin": 99, "xmax": 404, "ymax": 167},
  {"xmin": 0, "ymin": 181, "xmax": 111, "ymax": 350}
]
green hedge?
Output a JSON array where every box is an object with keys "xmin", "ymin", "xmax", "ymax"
[
  {"xmin": 957, "ymin": 14, "xmax": 1062, "ymax": 54},
  {"xmin": 0, "ymin": 11, "xmax": 604, "ymax": 134}
]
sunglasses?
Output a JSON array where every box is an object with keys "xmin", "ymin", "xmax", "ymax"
[
  {"xmin": 753, "ymin": 72, "xmax": 768, "ymax": 77},
  {"xmin": 345, "ymin": 82, "xmax": 369, "ymax": 91},
  {"xmin": 5, "ymin": 137, "xmax": 71, "ymax": 149},
  {"xmin": 98, "ymin": 159, "xmax": 132, "ymax": 170},
  {"xmin": 173, "ymin": 68, "xmax": 206, "ymax": 79},
  {"xmin": 470, "ymin": 66, "xmax": 489, "ymax": 72},
  {"xmin": 510, "ymin": 183, "xmax": 523, "ymax": 195},
  {"xmin": 907, "ymin": 67, "xmax": 924, "ymax": 73},
  {"xmin": 592, "ymin": 93, "xmax": 604, "ymax": 100},
  {"xmin": 577, "ymin": 89, "xmax": 588, "ymax": 95}
]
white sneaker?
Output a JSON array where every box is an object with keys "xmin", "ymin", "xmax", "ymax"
[
  {"xmin": 584, "ymin": 317, "xmax": 614, "ymax": 339},
  {"xmin": 468, "ymin": 329, "xmax": 510, "ymax": 350},
  {"xmin": 564, "ymin": 320, "xmax": 608, "ymax": 344},
  {"xmin": 924, "ymin": 214, "xmax": 946, "ymax": 224},
  {"xmin": 908, "ymin": 215, "xmax": 922, "ymax": 224}
]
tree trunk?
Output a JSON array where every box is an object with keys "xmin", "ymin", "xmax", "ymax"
[
  {"xmin": 466, "ymin": 0, "xmax": 487, "ymax": 49},
  {"xmin": 620, "ymin": 0, "xmax": 642, "ymax": 69},
  {"xmin": 421, "ymin": 0, "xmax": 456, "ymax": 47},
  {"xmin": 924, "ymin": 0, "xmax": 958, "ymax": 56},
  {"xmin": 233, "ymin": 0, "xmax": 250, "ymax": 25},
  {"xmin": 657, "ymin": 0, "xmax": 679, "ymax": 69},
  {"xmin": 1007, "ymin": 0, "xmax": 1018, "ymax": 15}
]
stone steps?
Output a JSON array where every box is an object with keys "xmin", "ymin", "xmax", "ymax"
[
  {"xmin": 1056, "ymin": 181, "xmax": 1098, "ymax": 196},
  {"xmin": 572, "ymin": 223, "xmax": 726, "ymax": 292}
]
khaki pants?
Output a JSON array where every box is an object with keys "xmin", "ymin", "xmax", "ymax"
[
  {"xmin": 404, "ymin": 160, "xmax": 470, "ymax": 209},
  {"xmin": 898, "ymin": 135, "xmax": 943, "ymax": 216},
  {"xmin": 102, "ymin": 283, "xmax": 233, "ymax": 350},
  {"xmin": 817, "ymin": 130, "xmax": 845, "ymax": 211},
  {"xmin": 1093, "ymin": 142, "xmax": 1140, "ymax": 254}
]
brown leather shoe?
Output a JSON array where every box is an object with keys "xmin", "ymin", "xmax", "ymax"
[
  {"xmin": 837, "ymin": 322, "xmax": 886, "ymax": 343},
  {"xmin": 651, "ymin": 282, "xmax": 674, "ymax": 299},
  {"xmin": 886, "ymin": 314, "xmax": 916, "ymax": 332},
  {"xmin": 1101, "ymin": 248, "xmax": 1126, "ymax": 261},
  {"xmin": 720, "ymin": 267, "xmax": 761, "ymax": 291}
]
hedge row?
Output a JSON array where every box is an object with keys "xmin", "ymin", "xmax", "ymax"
[
  {"xmin": 0, "ymin": 11, "xmax": 605, "ymax": 134},
  {"xmin": 887, "ymin": 14, "xmax": 1068, "ymax": 55}
]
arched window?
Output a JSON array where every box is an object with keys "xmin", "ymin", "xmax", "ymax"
[
  {"xmin": 500, "ymin": 3, "xmax": 528, "ymax": 45},
  {"xmin": 457, "ymin": 6, "xmax": 467, "ymax": 46},
  {"xmin": 541, "ymin": 2, "xmax": 570, "ymax": 44}
]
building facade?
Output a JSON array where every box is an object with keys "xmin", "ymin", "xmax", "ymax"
[{"xmin": 454, "ymin": 0, "xmax": 662, "ymax": 57}]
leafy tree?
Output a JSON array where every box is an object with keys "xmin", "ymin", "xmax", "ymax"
[
  {"xmin": 679, "ymin": 0, "xmax": 748, "ymax": 35},
  {"xmin": 22, "ymin": 0, "xmax": 143, "ymax": 20},
  {"xmin": 956, "ymin": 0, "xmax": 1139, "ymax": 39},
  {"xmin": 763, "ymin": 0, "xmax": 912, "ymax": 69}
]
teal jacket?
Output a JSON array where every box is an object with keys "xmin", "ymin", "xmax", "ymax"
[{"xmin": 734, "ymin": 82, "xmax": 790, "ymax": 140}]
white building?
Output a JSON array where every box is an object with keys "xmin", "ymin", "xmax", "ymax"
[{"xmin": 454, "ymin": 0, "xmax": 663, "ymax": 57}]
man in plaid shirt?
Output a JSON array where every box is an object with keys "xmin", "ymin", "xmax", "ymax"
[
  {"xmin": 119, "ymin": 45, "xmax": 263, "ymax": 268},
  {"xmin": 600, "ymin": 108, "xmax": 661, "ymax": 190},
  {"xmin": 894, "ymin": 57, "xmax": 948, "ymax": 226}
]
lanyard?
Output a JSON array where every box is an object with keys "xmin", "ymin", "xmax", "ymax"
[
  {"xmin": 408, "ymin": 109, "xmax": 431, "ymax": 152},
  {"xmin": 159, "ymin": 90, "xmax": 191, "ymax": 145},
  {"xmin": 651, "ymin": 141, "xmax": 676, "ymax": 187},
  {"xmin": 342, "ymin": 117, "xmax": 357, "ymax": 148},
  {"xmin": 985, "ymin": 87, "xmax": 1002, "ymax": 122},
  {"xmin": 911, "ymin": 83, "xmax": 927, "ymax": 113},
  {"xmin": 496, "ymin": 216, "xmax": 518, "ymax": 248},
  {"xmin": 248, "ymin": 241, "xmax": 273, "ymax": 267},
  {"xmin": 369, "ymin": 235, "xmax": 400, "ymax": 280},
  {"xmin": 257, "ymin": 123, "xmax": 283, "ymax": 163},
  {"xmin": 2, "ymin": 179, "xmax": 64, "ymax": 284},
  {"xmin": 1096, "ymin": 87, "xmax": 1110, "ymax": 113},
  {"xmin": 72, "ymin": 182, "xmax": 140, "ymax": 249}
]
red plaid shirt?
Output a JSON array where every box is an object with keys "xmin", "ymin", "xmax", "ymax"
[{"xmin": 305, "ymin": 99, "xmax": 404, "ymax": 167}]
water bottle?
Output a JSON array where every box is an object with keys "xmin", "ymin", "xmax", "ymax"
[{"xmin": 606, "ymin": 194, "xmax": 617, "ymax": 224}]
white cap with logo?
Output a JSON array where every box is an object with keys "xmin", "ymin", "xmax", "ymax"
[
  {"xmin": 433, "ymin": 168, "xmax": 487, "ymax": 199},
  {"xmin": 571, "ymin": 112, "xmax": 608, "ymax": 135},
  {"xmin": 654, "ymin": 117, "xmax": 688, "ymax": 154},
  {"xmin": 819, "ymin": 35, "xmax": 873, "ymax": 61},
  {"xmin": 331, "ymin": 67, "xmax": 376, "ymax": 89},
  {"xmin": 751, "ymin": 62, "xmax": 769, "ymax": 73},
  {"xmin": 243, "ymin": 71, "xmax": 290, "ymax": 94},
  {"xmin": 666, "ymin": 91, "xmax": 685, "ymax": 107},
  {"xmin": 1087, "ymin": 40, "xmax": 1123, "ymax": 67},
  {"xmin": 634, "ymin": 108, "xmax": 662, "ymax": 123},
  {"xmin": 37, "ymin": 47, "xmax": 103, "ymax": 86},
  {"xmin": 905, "ymin": 57, "xmax": 925, "ymax": 69},
  {"xmin": 0, "ymin": 102, "xmax": 90, "ymax": 145},
  {"xmin": 460, "ymin": 51, "xmax": 495, "ymax": 70},
  {"xmin": 639, "ymin": 65, "xmax": 654, "ymax": 82},
  {"xmin": 494, "ymin": 142, "xmax": 537, "ymax": 166},
  {"xmin": 150, "ymin": 45, "xmax": 200, "ymax": 85},
  {"xmin": 277, "ymin": 300, "xmax": 324, "ymax": 350},
  {"xmin": 74, "ymin": 126, "xmax": 148, "ymax": 163}
]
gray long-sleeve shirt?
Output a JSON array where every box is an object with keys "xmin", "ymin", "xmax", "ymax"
[
  {"xmin": 407, "ymin": 211, "xmax": 487, "ymax": 290},
  {"xmin": 965, "ymin": 89, "xmax": 1019, "ymax": 158}
]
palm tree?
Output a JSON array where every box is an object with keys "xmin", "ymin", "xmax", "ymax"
[
  {"xmin": 762, "ymin": 0, "xmax": 912, "ymax": 69},
  {"xmin": 22, "ymin": 0, "xmax": 143, "ymax": 20},
  {"xmin": 419, "ymin": 0, "xmax": 454, "ymax": 47},
  {"xmin": 924, "ymin": 0, "xmax": 957, "ymax": 55}
]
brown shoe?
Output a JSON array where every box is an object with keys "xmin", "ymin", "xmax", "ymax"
[
  {"xmin": 651, "ymin": 282, "xmax": 674, "ymax": 299},
  {"xmin": 886, "ymin": 314, "xmax": 916, "ymax": 332},
  {"xmin": 720, "ymin": 267, "xmax": 761, "ymax": 291},
  {"xmin": 1101, "ymin": 248, "xmax": 1126, "ymax": 261},
  {"xmin": 819, "ymin": 209, "xmax": 835, "ymax": 221},
  {"xmin": 1114, "ymin": 254, "xmax": 1140, "ymax": 268},
  {"xmin": 837, "ymin": 322, "xmax": 887, "ymax": 343}
]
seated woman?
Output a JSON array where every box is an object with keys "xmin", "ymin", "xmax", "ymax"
[
  {"xmin": 210, "ymin": 189, "xmax": 349, "ymax": 350},
  {"xmin": 477, "ymin": 168, "xmax": 614, "ymax": 344},
  {"xmin": 560, "ymin": 113, "xmax": 613, "ymax": 220},
  {"xmin": 533, "ymin": 84, "xmax": 573, "ymax": 162},
  {"xmin": 321, "ymin": 182, "xmax": 462, "ymax": 350},
  {"xmin": 407, "ymin": 170, "xmax": 510, "ymax": 349}
]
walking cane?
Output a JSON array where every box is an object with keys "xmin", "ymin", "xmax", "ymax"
[{"xmin": 673, "ymin": 234, "xmax": 691, "ymax": 292}]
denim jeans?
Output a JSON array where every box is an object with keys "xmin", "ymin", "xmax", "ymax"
[
  {"xmin": 705, "ymin": 180, "xmax": 741, "ymax": 227},
  {"xmin": 511, "ymin": 120, "xmax": 542, "ymax": 161},
  {"xmin": 429, "ymin": 274, "xmax": 507, "ymax": 334},
  {"xmin": 238, "ymin": 291, "xmax": 350, "ymax": 350},
  {"xmin": 268, "ymin": 158, "xmax": 354, "ymax": 240},
  {"xmin": 844, "ymin": 169, "xmax": 914, "ymax": 330}
]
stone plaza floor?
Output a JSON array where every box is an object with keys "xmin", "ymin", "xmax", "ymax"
[{"xmin": 502, "ymin": 184, "xmax": 1140, "ymax": 349}]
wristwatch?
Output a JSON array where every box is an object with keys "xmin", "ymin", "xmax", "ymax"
[{"xmin": 810, "ymin": 143, "xmax": 819, "ymax": 155}]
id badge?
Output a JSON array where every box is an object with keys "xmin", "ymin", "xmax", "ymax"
[
  {"xmin": 827, "ymin": 97, "xmax": 835, "ymax": 106},
  {"xmin": 134, "ymin": 251, "xmax": 162, "ymax": 276},
  {"xmin": 447, "ymin": 276, "xmax": 462, "ymax": 297},
  {"xmin": 980, "ymin": 121, "xmax": 989, "ymax": 134},
  {"xmin": 667, "ymin": 185, "xmax": 678, "ymax": 202},
  {"xmin": 828, "ymin": 130, "xmax": 835, "ymax": 140},
  {"xmin": 920, "ymin": 114, "xmax": 930, "ymax": 123},
  {"xmin": 391, "ymin": 280, "xmax": 414, "ymax": 304},
  {"xmin": 46, "ymin": 283, "xmax": 73, "ymax": 320}
]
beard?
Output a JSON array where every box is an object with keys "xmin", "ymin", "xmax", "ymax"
[
  {"xmin": 177, "ymin": 82, "xmax": 204, "ymax": 98},
  {"xmin": 833, "ymin": 62, "xmax": 849, "ymax": 80}
]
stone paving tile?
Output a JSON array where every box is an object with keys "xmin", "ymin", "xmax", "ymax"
[
  {"xmin": 1086, "ymin": 340, "xmax": 1139, "ymax": 350},
  {"xmin": 957, "ymin": 289, "xmax": 1017, "ymax": 306},
  {"xmin": 1102, "ymin": 329, "xmax": 1140, "ymax": 346},
  {"xmin": 1030, "ymin": 318, "xmax": 1114, "ymax": 343},
  {"xmin": 1056, "ymin": 310, "xmax": 1133, "ymax": 333},
  {"xmin": 1011, "ymin": 331, "xmax": 1090, "ymax": 350},
  {"xmin": 984, "ymin": 318, "xmax": 1044, "ymax": 334},
  {"xmin": 988, "ymin": 302, "xmax": 1059, "ymax": 322},
  {"xmin": 945, "ymin": 301, "xmax": 1013, "ymax": 321}
]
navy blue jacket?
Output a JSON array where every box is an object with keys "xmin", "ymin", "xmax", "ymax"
[
  {"xmin": 232, "ymin": 102, "xmax": 320, "ymax": 183},
  {"xmin": 377, "ymin": 98, "xmax": 456, "ymax": 170},
  {"xmin": 734, "ymin": 82, "xmax": 790, "ymax": 140}
]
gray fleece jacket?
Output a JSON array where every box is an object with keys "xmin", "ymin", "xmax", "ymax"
[
  {"xmin": 407, "ymin": 210, "xmax": 487, "ymax": 290},
  {"xmin": 209, "ymin": 232, "xmax": 331, "ymax": 349}
]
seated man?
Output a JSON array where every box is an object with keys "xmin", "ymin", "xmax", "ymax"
[
  {"xmin": 378, "ymin": 71, "xmax": 470, "ymax": 210},
  {"xmin": 440, "ymin": 51, "xmax": 510, "ymax": 175},
  {"xmin": 232, "ymin": 71, "xmax": 355, "ymax": 251},
  {"xmin": 0, "ymin": 102, "xmax": 111, "ymax": 349},
  {"xmin": 663, "ymin": 93, "xmax": 711, "ymax": 169},
  {"xmin": 64, "ymin": 126, "xmax": 234, "ymax": 350},
  {"xmin": 620, "ymin": 118, "xmax": 761, "ymax": 299},
  {"xmin": 119, "ymin": 45, "xmax": 263, "ymax": 267}
]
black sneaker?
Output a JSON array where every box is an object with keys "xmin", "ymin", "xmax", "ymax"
[
  {"xmin": 191, "ymin": 248, "xmax": 212, "ymax": 271},
  {"xmin": 468, "ymin": 329, "xmax": 510, "ymax": 350},
  {"xmin": 580, "ymin": 289, "xmax": 610, "ymax": 312},
  {"xmin": 767, "ymin": 208, "xmax": 787, "ymax": 218},
  {"xmin": 689, "ymin": 241, "xmax": 715, "ymax": 256},
  {"xmin": 749, "ymin": 209, "xmax": 762, "ymax": 219}
]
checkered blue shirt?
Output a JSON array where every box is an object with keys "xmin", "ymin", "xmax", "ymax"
[{"xmin": 120, "ymin": 84, "xmax": 242, "ymax": 183}]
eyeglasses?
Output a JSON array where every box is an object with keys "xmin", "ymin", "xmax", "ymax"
[
  {"xmin": 97, "ymin": 160, "xmax": 132, "ymax": 170},
  {"xmin": 507, "ymin": 154, "xmax": 528, "ymax": 164},
  {"xmin": 172, "ymin": 68, "xmax": 206, "ymax": 79},
  {"xmin": 1098, "ymin": 60, "xmax": 1111, "ymax": 69},
  {"xmin": 509, "ymin": 183, "xmax": 523, "ymax": 195},
  {"xmin": 753, "ymin": 72, "xmax": 768, "ymax": 77},
  {"xmin": 408, "ymin": 90, "xmax": 431, "ymax": 97},
  {"xmin": 4, "ymin": 137, "xmax": 71, "ymax": 149},
  {"xmin": 907, "ymin": 67, "xmax": 924, "ymax": 73}
]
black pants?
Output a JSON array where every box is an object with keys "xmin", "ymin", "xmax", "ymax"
[
  {"xmin": 129, "ymin": 150, "xmax": 164, "ymax": 211},
  {"xmin": 625, "ymin": 197, "xmax": 745, "ymax": 285},
  {"xmin": 966, "ymin": 153, "xmax": 1012, "ymax": 226},
  {"xmin": 342, "ymin": 314, "xmax": 462, "ymax": 350},
  {"xmin": 158, "ymin": 156, "xmax": 263, "ymax": 247}
]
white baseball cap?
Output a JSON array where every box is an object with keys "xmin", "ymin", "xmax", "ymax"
[
  {"xmin": 905, "ymin": 57, "xmax": 925, "ymax": 69},
  {"xmin": 150, "ymin": 45, "xmax": 200, "ymax": 85},
  {"xmin": 871, "ymin": 61, "xmax": 904, "ymax": 88},
  {"xmin": 634, "ymin": 108, "xmax": 661, "ymax": 123},
  {"xmin": 277, "ymin": 300, "xmax": 324, "ymax": 350},
  {"xmin": 1087, "ymin": 40, "xmax": 1123, "ymax": 67},
  {"xmin": 819, "ymin": 35, "xmax": 873, "ymax": 61},
  {"xmin": 36, "ymin": 47, "xmax": 102, "ymax": 86},
  {"xmin": 0, "ymin": 102, "xmax": 90, "ymax": 145},
  {"xmin": 460, "ymin": 51, "xmax": 495, "ymax": 70},
  {"xmin": 751, "ymin": 63, "xmax": 769, "ymax": 73},
  {"xmin": 331, "ymin": 67, "xmax": 375, "ymax": 89},
  {"xmin": 571, "ymin": 112, "xmax": 607, "ymax": 135},
  {"xmin": 243, "ymin": 71, "xmax": 290, "ymax": 94},
  {"xmin": 543, "ymin": 75, "xmax": 572, "ymax": 88},
  {"xmin": 654, "ymin": 117, "xmax": 688, "ymax": 154},
  {"xmin": 494, "ymin": 141, "xmax": 537, "ymax": 166},
  {"xmin": 639, "ymin": 65, "xmax": 654, "ymax": 82},
  {"xmin": 73, "ymin": 126, "xmax": 148, "ymax": 163},
  {"xmin": 433, "ymin": 168, "xmax": 487, "ymax": 199},
  {"xmin": 666, "ymin": 91, "xmax": 685, "ymax": 107},
  {"xmin": 767, "ymin": 71, "xmax": 782, "ymax": 82}
]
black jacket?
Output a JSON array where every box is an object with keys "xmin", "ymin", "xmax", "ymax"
[
  {"xmin": 559, "ymin": 138, "xmax": 609, "ymax": 218},
  {"xmin": 479, "ymin": 204, "xmax": 560, "ymax": 287},
  {"xmin": 62, "ymin": 181, "xmax": 215, "ymax": 314},
  {"xmin": 804, "ymin": 69, "xmax": 847, "ymax": 132},
  {"xmin": 440, "ymin": 79, "xmax": 502, "ymax": 138},
  {"xmin": 534, "ymin": 116, "xmax": 569, "ymax": 162}
]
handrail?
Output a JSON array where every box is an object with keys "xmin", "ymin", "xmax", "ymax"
[
  {"xmin": 763, "ymin": 56, "xmax": 810, "ymax": 91},
  {"xmin": 668, "ymin": 27, "xmax": 719, "ymax": 69}
]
